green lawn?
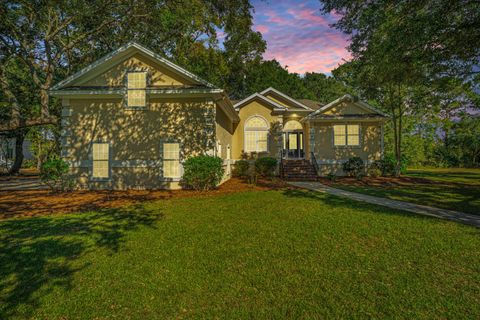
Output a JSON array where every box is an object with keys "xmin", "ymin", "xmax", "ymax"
[
  {"xmin": 1, "ymin": 189, "xmax": 479, "ymax": 319},
  {"xmin": 334, "ymin": 168, "xmax": 480, "ymax": 215}
]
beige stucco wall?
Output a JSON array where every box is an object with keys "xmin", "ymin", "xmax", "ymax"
[
  {"xmin": 231, "ymin": 99, "xmax": 283, "ymax": 160},
  {"xmin": 310, "ymin": 121, "xmax": 383, "ymax": 176},
  {"xmin": 264, "ymin": 94, "xmax": 293, "ymax": 109},
  {"xmin": 78, "ymin": 53, "xmax": 195, "ymax": 87},
  {"xmin": 215, "ymin": 105, "xmax": 234, "ymax": 159},
  {"xmin": 62, "ymin": 97, "xmax": 218, "ymax": 189}
]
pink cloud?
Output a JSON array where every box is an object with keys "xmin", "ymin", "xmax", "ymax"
[
  {"xmin": 286, "ymin": 8, "xmax": 330, "ymax": 26},
  {"xmin": 262, "ymin": 29, "xmax": 351, "ymax": 73},
  {"xmin": 253, "ymin": 2, "xmax": 350, "ymax": 74},
  {"xmin": 265, "ymin": 9, "xmax": 295, "ymax": 26},
  {"xmin": 216, "ymin": 30, "xmax": 226, "ymax": 40},
  {"xmin": 254, "ymin": 25, "xmax": 269, "ymax": 34}
]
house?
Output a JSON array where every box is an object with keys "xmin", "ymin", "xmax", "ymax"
[{"xmin": 50, "ymin": 42, "xmax": 388, "ymax": 190}]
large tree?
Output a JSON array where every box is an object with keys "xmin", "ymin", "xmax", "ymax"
[
  {"xmin": 303, "ymin": 72, "xmax": 356, "ymax": 104},
  {"xmin": 0, "ymin": 0, "xmax": 266, "ymax": 131},
  {"xmin": 0, "ymin": 0, "xmax": 265, "ymax": 172},
  {"xmin": 243, "ymin": 60, "xmax": 314, "ymax": 99},
  {"xmin": 321, "ymin": 0, "xmax": 480, "ymax": 174}
]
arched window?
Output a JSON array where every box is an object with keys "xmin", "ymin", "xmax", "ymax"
[
  {"xmin": 283, "ymin": 120, "xmax": 303, "ymax": 131},
  {"xmin": 244, "ymin": 116, "xmax": 268, "ymax": 153}
]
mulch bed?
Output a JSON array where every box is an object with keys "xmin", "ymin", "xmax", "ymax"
[
  {"xmin": 0, "ymin": 178, "xmax": 290, "ymax": 220},
  {"xmin": 319, "ymin": 176, "xmax": 440, "ymax": 188}
]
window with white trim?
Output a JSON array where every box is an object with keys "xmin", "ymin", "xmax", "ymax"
[
  {"xmin": 244, "ymin": 116, "xmax": 268, "ymax": 153},
  {"xmin": 92, "ymin": 143, "xmax": 109, "ymax": 178},
  {"xmin": 333, "ymin": 124, "xmax": 360, "ymax": 146},
  {"xmin": 163, "ymin": 143, "xmax": 180, "ymax": 178},
  {"xmin": 127, "ymin": 71, "xmax": 147, "ymax": 107}
]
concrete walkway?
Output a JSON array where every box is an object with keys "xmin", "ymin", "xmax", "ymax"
[{"xmin": 289, "ymin": 181, "xmax": 480, "ymax": 228}]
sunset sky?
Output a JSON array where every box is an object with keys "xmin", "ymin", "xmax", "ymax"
[{"xmin": 251, "ymin": 0, "xmax": 351, "ymax": 74}]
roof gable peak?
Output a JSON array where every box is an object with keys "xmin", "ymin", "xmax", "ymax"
[
  {"xmin": 233, "ymin": 93, "xmax": 287, "ymax": 111},
  {"xmin": 260, "ymin": 87, "xmax": 313, "ymax": 111},
  {"xmin": 51, "ymin": 42, "xmax": 215, "ymax": 90},
  {"xmin": 304, "ymin": 94, "xmax": 389, "ymax": 120}
]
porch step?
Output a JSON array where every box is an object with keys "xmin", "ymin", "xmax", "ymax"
[{"xmin": 281, "ymin": 160, "xmax": 318, "ymax": 181}]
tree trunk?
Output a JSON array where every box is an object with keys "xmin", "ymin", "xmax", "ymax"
[
  {"xmin": 9, "ymin": 131, "xmax": 25, "ymax": 175},
  {"xmin": 395, "ymin": 109, "xmax": 403, "ymax": 177},
  {"xmin": 390, "ymin": 104, "xmax": 402, "ymax": 177},
  {"xmin": 37, "ymin": 136, "xmax": 42, "ymax": 170}
]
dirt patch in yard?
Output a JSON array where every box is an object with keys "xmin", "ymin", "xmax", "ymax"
[{"xmin": 0, "ymin": 178, "xmax": 290, "ymax": 220}]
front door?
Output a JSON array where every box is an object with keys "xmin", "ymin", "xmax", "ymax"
[{"xmin": 283, "ymin": 132, "xmax": 304, "ymax": 158}]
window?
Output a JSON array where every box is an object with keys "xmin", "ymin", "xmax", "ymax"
[
  {"xmin": 226, "ymin": 145, "xmax": 231, "ymax": 175},
  {"xmin": 244, "ymin": 116, "xmax": 268, "ymax": 153},
  {"xmin": 92, "ymin": 143, "xmax": 109, "ymax": 178},
  {"xmin": 163, "ymin": 143, "xmax": 180, "ymax": 178},
  {"xmin": 288, "ymin": 133, "xmax": 297, "ymax": 150},
  {"xmin": 283, "ymin": 120, "xmax": 302, "ymax": 131},
  {"xmin": 333, "ymin": 124, "xmax": 360, "ymax": 146},
  {"xmin": 127, "ymin": 71, "xmax": 147, "ymax": 107}
]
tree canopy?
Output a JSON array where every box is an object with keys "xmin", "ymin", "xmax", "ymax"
[
  {"xmin": 320, "ymin": 0, "xmax": 480, "ymax": 174},
  {"xmin": 1, "ymin": 0, "xmax": 478, "ymax": 173},
  {"xmin": 0, "ymin": 0, "xmax": 267, "ymax": 132}
]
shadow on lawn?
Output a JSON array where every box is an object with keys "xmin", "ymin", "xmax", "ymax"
[
  {"xmin": 0, "ymin": 204, "xmax": 162, "ymax": 318},
  {"xmin": 282, "ymin": 188, "xmax": 426, "ymax": 220}
]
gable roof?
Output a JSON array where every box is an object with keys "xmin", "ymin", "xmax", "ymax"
[
  {"xmin": 303, "ymin": 94, "xmax": 389, "ymax": 121},
  {"xmin": 51, "ymin": 42, "xmax": 215, "ymax": 90},
  {"xmin": 233, "ymin": 93, "xmax": 288, "ymax": 111},
  {"xmin": 297, "ymin": 99, "xmax": 324, "ymax": 110},
  {"xmin": 260, "ymin": 87, "xmax": 313, "ymax": 111}
]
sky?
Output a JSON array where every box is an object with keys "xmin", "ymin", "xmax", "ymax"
[{"xmin": 250, "ymin": 0, "xmax": 351, "ymax": 75}]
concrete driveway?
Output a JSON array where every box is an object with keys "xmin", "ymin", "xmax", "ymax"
[{"xmin": 0, "ymin": 175, "xmax": 47, "ymax": 191}]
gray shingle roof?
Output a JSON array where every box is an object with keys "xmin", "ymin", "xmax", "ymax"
[{"xmin": 296, "ymin": 99, "xmax": 324, "ymax": 110}]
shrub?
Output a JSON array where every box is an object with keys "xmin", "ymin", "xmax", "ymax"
[
  {"xmin": 233, "ymin": 160, "xmax": 250, "ymax": 178},
  {"xmin": 367, "ymin": 162, "xmax": 382, "ymax": 177},
  {"xmin": 342, "ymin": 157, "xmax": 364, "ymax": 177},
  {"xmin": 326, "ymin": 172, "xmax": 337, "ymax": 182},
  {"xmin": 356, "ymin": 172, "xmax": 366, "ymax": 181},
  {"xmin": 375, "ymin": 154, "xmax": 408, "ymax": 176},
  {"xmin": 182, "ymin": 155, "xmax": 224, "ymax": 191},
  {"xmin": 40, "ymin": 158, "xmax": 74, "ymax": 192},
  {"xmin": 22, "ymin": 159, "xmax": 36, "ymax": 169},
  {"xmin": 255, "ymin": 157, "xmax": 277, "ymax": 177}
]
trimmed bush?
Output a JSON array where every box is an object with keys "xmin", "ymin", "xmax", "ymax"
[
  {"xmin": 367, "ymin": 167, "xmax": 382, "ymax": 178},
  {"xmin": 326, "ymin": 172, "xmax": 337, "ymax": 182},
  {"xmin": 182, "ymin": 155, "xmax": 224, "ymax": 191},
  {"xmin": 342, "ymin": 157, "xmax": 364, "ymax": 177},
  {"xmin": 232, "ymin": 160, "xmax": 250, "ymax": 178},
  {"xmin": 40, "ymin": 158, "xmax": 73, "ymax": 192},
  {"xmin": 255, "ymin": 157, "xmax": 277, "ymax": 177},
  {"xmin": 367, "ymin": 162, "xmax": 382, "ymax": 177}
]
